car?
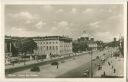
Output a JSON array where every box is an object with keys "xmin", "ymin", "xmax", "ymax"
[
  {"xmin": 96, "ymin": 56, "xmax": 99, "ymax": 59},
  {"xmin": 51, "ymin": 61, "xmax": 59, "ymax": 65},
  {"xmin": 83, "ymin": 72, "xmax": 88, "ymax": 77},
  {"xmin": 83, "ymin": 69, "xmax": 89, "ymax": 77},
  {"xmin": 61, "ymin": 60, "xmax": 65, "ymax": 63},
  {"xmin": 101, "ymin": 59, "xmax": 105, "ymax": 61},
  {"xmin": 30, "ymin": 66, "xmax": 40, "ymax": 72},
  {"xmin": 10, "ymin": 59, "xmax": 19, "ymax": 63}
]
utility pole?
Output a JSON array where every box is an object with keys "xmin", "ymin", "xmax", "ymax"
[
  {"xmin": 89, "ymin": 47, "xmax": 93, "ymax": 78},
  {"xmin": 90, "ymin": 49, "xmax": 93, "ymax": 77}
]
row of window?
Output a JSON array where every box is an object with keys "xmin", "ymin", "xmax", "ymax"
[
  {"xmin": 37, "ymin": 41, "xmax": 72, "ymax": 45},
  {"xmin": 38, "ymin": 46, "xmax": 58, "ymax": 50},
  {"xmin": 38, "ymin": 46, "xmax": 72, "ymax": 51},
  {"xmin": 37, "ymin": 41, "xmax": 58, "ymax": 44}
]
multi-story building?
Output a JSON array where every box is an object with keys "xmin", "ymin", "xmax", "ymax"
[
  {"xmin": 88, "ymin": 42, "xmax": 98, "ymax": 51},
  {"xmin": 5, "ymin": 36, "xmax": 12, "ymax": 56},
  {"xmin": 33, "ymin": 36, "xmax": 72, "ymax": 59},
  {"xmin": 5, "ymin": 36, "xmax": 12, "ymax": 64}
]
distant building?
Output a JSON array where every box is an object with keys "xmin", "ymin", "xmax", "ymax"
[
  {"xmin": 114, "ymin": 37, "xmax": 117, "ymax": 42},
  {"xmin": 5, "ymin": 36, "xmax": 12, "ymax": 55},
  {"xmin": 33, "ymin": 36, "xmax": 72, "ymax": 58},
  {"xmin": 88, "ymin": 42, "xmax": 98, "ymax": 51},
  {"xmin": 76, "ymin": 31, "xmax": 98, "ymax": 51},
  {"xmin": 5, "ymin": 36, "xmax": 23, "ymax": 64},
  {"xmin": 5, "ymin": 36, "xmax": 12, "ymax": 64}
]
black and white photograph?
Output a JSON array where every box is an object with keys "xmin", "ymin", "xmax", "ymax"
[{"xmin": 4, "ymin": 4, "xmax": 124, "ymax": 78}]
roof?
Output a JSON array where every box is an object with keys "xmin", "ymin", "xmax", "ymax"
[{"xmin": 33, "ymin": 36, "xmax": 72, "ymax": 42}]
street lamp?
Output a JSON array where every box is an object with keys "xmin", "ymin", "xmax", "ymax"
[
  {"xmin": 88, "ymin": 33, "xmax": 94, "ymax": 78},
  {"xmin": 90, "ymin": 47, "xmax": 93, "ymax": 78}
]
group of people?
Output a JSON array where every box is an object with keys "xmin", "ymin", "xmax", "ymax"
[{"xmin": 100, "ymin": 57, "xmax": 117, "ymax": 77}]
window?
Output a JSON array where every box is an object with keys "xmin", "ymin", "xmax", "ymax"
[
  {"xmin": 49, "ymin": 46, "xmax": 51, "ymax": 50},
  {"xmin": 47, "ymin": 46, "xmax": 48, "ymax": 50},
  {"xmin": 56, "ymin": 46, "xmax": 58, "ymax": 50},
  {"xmin": 53, "ymin": 46, "xmax": 54, "ymax": 50}
]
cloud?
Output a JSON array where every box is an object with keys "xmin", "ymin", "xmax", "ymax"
[
  {"xmin": 9, "ymin": 11, "xmax": 33, "ymax": 20},
  {"xmin": 43, "ymin": 5, "xmax": 53, "ymax": 11},
  {"xmin": 88, "ymin": 21, "xmax": 101, "ymax": 28},
  {"xmin": 82, "ymin": 8, "xmax": 93, "ymax": 14},
  {"xmin": 5, "ymin": 5, "xmax": 123, "ymax": 42},
  {"xmin": 95, "ymin": 32, "xmax": 114, "ymax": 42},
  {"xmin": 8, "ymin": 11, "xmax": 39, "ymax": 24},
  {"xmin": 7, "ymin": 27, "xmax": 49, "ymax": 37},
  {"xmin": 56, "ymin": 9, "xmax": 64, "ymax": 13},
  {"xmin": 58, "ymin": 21, "xmax": 69, "ymax": 27},
  {"xmin": 35, "ymin": 21, "xmax": 46, "ymax": 29},
  {"xmin": 71, "ymin": 8, "xmax": 77, "ymax": 14}
]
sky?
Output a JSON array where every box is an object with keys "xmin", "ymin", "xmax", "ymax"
[{"xmin": 5, "ymin": 4, "xmax": 124, "ymax": 42}]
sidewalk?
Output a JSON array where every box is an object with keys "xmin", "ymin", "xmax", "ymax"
[
  {"xmin": 5, "ymin": 50, "xmax": 98, "ymax": 70},
  {"xmin": 5, "ymin": 57, "xmax": 59, "ymax": 69},
  {"xmin": 93, "ymin": 56, "xmax": 124, "ymax": 77}
]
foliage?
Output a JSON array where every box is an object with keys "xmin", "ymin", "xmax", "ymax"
[
  {"xmin": 72, "ymin": 41, "xmax": 89, "ymax": 52},
  {"xmin": 11, "ymin": 43, "xmax": 18, "ymax": 57},
  {"xmin": 21, "ymin": 38, "xmax": 37, "ymax": 54}
]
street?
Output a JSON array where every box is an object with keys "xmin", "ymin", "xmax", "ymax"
[{"xmin": 6, "ymin": 47, "xmax": 121, "ymax": 78}]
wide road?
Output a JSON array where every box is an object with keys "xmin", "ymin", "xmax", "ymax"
[
  {"xmin": 57, "ymin": 52, "xmax": 112, "ymax": 78},
  {"xmin": 6, "ymin": 48, "xmax": 117, "ymax": 78}
]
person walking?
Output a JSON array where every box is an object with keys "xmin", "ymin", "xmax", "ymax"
[
  {"xmin": 114, "ymin": 68, "xmax": 116, "ymax": 73},
  {"xmin": 57, "ymin": 62, "xmax": 59, "ymax": 69},
  {"xmin": 103, "ymin": 71, "xmax": 106, "ymax": 76}
]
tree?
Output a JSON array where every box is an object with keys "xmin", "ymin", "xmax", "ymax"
[
  {"xmin": 73, "ymin": 41, "xmax": 89, "ymax": 53},
  {"xmin": 21, "ymin": 38, "xmax": 37, "ymax": 65},
  {"xmin": 11, "ymin": 43, "xmax": 18, "ymax": 57}
]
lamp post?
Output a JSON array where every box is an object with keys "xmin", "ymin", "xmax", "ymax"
[
  {"xmin": 88, "ymin": 46, "xmax": 93, "ymax": 78},
  {"xmin": 90, "ymin": 48, "xmax": 93, "ymax": 78},
  {"xmin": 88, "ymin": 33, "xmax": 94, "ymax": 78}
]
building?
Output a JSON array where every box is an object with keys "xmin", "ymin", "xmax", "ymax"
[
  {"xmin": 33, "ymin": 36, "xmax": 72, "ymax": 59},
  {"xmin": 77, "ymin": 31, "xmax": 98, "ymax": 51},
  {"xmin": 5, "ymin": 36, "xmax": 12, "ymax": 64},
  {"xmin": 5, "ymin": 36, "xmax": 23, "ymax": 64},
  {"xmin": 88, "ymin": 42, "xmax": 98, "ymax": 51},
  {"xmin": 5, "ymin": 36, "xmax": 12, "ymax": 56}
]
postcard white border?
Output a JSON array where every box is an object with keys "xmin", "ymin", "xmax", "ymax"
[{"xmin": 0, "ymin": 0, "xmax": 127, "ymax": 82}]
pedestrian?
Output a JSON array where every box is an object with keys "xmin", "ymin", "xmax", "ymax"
[
  {"xmin": 108, "ymin": 62, "xmax": 110, "ymax": 66},
  {"xmin": 111, "ymin": 65, "xmax": 113, "ymax": 68},
  {"xmin": 57, "ymin": 63, "xmax": 59, "ymax": 69},
  {"xmin": 100, "ymin": 66, "xmax": 102, "ymax": 70},
  {"xmin": 114, "ymin": 68, "xmax": 116, "ymax": 73},
  {"xmin": 103, "ymin": 71, "xmax": 106, "ymax": 76}
]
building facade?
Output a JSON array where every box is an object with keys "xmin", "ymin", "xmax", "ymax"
[
  {"xmin": 33, "ymin": 36, "xmax": 72, "ymax": 58},
  {"xmin": 5, "ymin": 36, "xmax": 12, "ymax": 64}
]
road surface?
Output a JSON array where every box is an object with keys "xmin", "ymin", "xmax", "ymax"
[{"xmin": 6, "ymin": 48, "xmax": 117, "ymax": 78}]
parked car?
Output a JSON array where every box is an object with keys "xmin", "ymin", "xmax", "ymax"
[
  {"xmin": 96, "ymin": 56, "xmax": 99, "ymax": 59},
  {"xmin": 10, "ymin": 59, "xmax": 19, "ymax": 64},
  {"xmin": 83, "ymin": 69, "xmax": 89, "ymax": 77},
  {"xmin": 51, "ymin": 61, "xmax": 59, "ymax": 65},
  {"xmin": 30, "ymin": 66, "xmax": 40, "ymax": 72}
]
